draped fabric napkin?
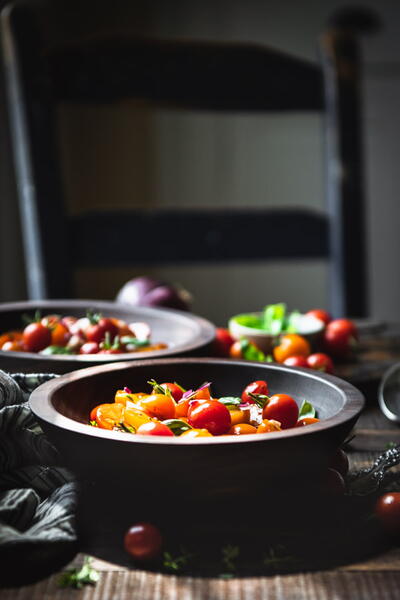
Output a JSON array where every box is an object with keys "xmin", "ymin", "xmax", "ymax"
[{"xmin": 0, "ymin": 371, "xmax": 78, "ymax": 587}]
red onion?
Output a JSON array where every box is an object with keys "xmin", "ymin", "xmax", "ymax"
[{"xmin": 116, "ymin": 276, "xmax": 192, "ymax": 312}]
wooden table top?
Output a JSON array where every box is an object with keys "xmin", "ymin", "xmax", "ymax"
[
  {"xmin": 2, "ymin": 405, "xmax": 400, "ymax": 599},
  {"xmin": 2, "ymin": 323, "xmax": 400, "ymax": 599}
]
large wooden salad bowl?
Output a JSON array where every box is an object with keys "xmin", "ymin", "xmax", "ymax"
[{"xmin": 30, "ymin": 358, "xmax": 364, "ymax": 510}]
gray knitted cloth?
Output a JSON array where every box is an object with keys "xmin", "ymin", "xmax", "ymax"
[{"xmin": 0, "ymin": 371, "xmax": 78, "ymax": 587}]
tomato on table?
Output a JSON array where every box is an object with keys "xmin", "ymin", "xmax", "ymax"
[
  {"xmin": 306, "ymin": 309, "xmax": 331, "ymax": 325},
  {"xmin": 273, "ymin": 334, "xmax": 311, "ymax": 364},
  {"xmin": 283, "ymin": 356, "xmax": 309, "ymax": 368},
  {"xmin": 262, "ymin": 394, "xmax": 299, "ymax": 429},
  {"xmin": 306, "ymin": 353, "xmax": 334, "ymax": 374},
  {"xmin": 124, "ymin": 522, "xmax": 163, "ymax": 560},
  {"xmin": 375, "ymin": 492, "xmax": 400, "ymax": 534},
  {"xmin": 213, "ymin": 328, "xmax": 235, "ymax": 357}
]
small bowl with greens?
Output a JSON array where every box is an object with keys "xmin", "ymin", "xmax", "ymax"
[{"xmin": 228, "ymin": 303, "xmax": 325, "ymax": 354}]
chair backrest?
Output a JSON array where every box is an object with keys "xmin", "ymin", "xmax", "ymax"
[{"xmin": 0, "ymin": 2, "xmax": 375, "ymax": 317}]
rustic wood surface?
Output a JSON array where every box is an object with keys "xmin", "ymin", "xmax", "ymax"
[
  {"xmin": 2, "ymin": 327, "xmax": 400, "ymax": 599},
  {"xmin": 2, "ymin": 407, "xmax": 400, "ymax": 599}
]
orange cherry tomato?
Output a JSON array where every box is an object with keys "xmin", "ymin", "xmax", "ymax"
[
  {"xmin": 0, "ymin": 331, "xmax": 23, "ymax": 349},
  {"xmin": 1, "ymin": 340, "xmax": 25, "ymax": 352},
  {"xmin": 180, "ymin": 428, "xmax": 213, "ymax": 438},
  {"xmin": 229, "ymin": 409, "xmax": 250, "ymax": 426},
  {"xmin": 228, "ymin": 423, "xmax": 257, "ymax": 435},
  {"xmin": 136, "ymin": 394, "xmax": 176, "ymax": 420},
  {"xmin": 273, "ymin": 334, "xmax": 311, "ymax": 363},
  {"xmin": 256, "ymin": 419, "xmax": 282, "ymax": 433},
  {"xmin": 296, "ymin": 417, "xmax": 320, "ymax": 427},
  {"xmin": 262, "ymin": 394, "xmax": 299, "ymax": 429},
  {"xmin": 92, "ymin": 403, "xmax": 125, "ymax": 430},
  {"xmin": 175, "ymin": 398, "xmax": 190, "ymax": 418},
  {"xmin": 50, "ymin": 322, "xmax": 71, "ymax": 346}
]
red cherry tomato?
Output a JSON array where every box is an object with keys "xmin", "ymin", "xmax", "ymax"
[
  {"xmin": 306, "ymin": 353, "xmax": 334, "ymax": 374},
  {"xmin": 79, "ymin": 341, "xmax": 100, "ymax": 354},
  {"xmin": 136, "ymin": 422, "xmax": 174, "ymax": 436},
  {"xmin": 124, "ymin": 522, "xmax": 163, "ymax": 560},
  {"xmin": 375, "ymin": 493, "xmax": 400, "ymax": 534},
  {"xmin": 327, "ymin": 318, "xmax": 357, "ymax": 338},
  {"xmin": 86, "ymin": 318, "xmax": 119, "ymax": 343},
  {"xmin": 262, "ymin": 394, "xmax": 299, "ymax": 429},
  {"xmin": 22, "ymin": 322, "xmax": 52, "ymax": 352},
  {"xmin": 188, "ymin": 399, "xmax": 231, "ymax": 435},
  {"xmin": 214, "ymin": 328, "xmax": 235, "ymax": 357},
  {"xmin": 241, "ymin": 380, "xmax": 269, "ymax": 404},
  {"xmin": 283, "ymin": 356, "xmax": 309, "ymax": 368},
  {"xmin": 306, "ymin": 309, "xmax": 331, "ymax": 325},
  {"xmin": 160, "ymin": 383, "xmax": 183, "ymax": 402},
  {"xmin": 323, "ymin": 328, "xmax": 354, "ymax": 358}
]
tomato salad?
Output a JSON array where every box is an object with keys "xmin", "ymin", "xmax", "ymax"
[
  {"xmin": 0, "ymin": 311, "xmax": 167, "ymax": 355},
  {"xmin": 89, "ymin": 379, "xmax": 319, "ymax": 437}
]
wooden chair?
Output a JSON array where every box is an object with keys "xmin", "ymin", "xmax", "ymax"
[{"xmin": 0, "ymin": 2, "xmax": 378, "ymax": 317}]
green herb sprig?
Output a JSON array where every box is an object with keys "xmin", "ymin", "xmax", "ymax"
[{"xmin": 58, "ymin": 557, "xmax": 100, "ymax": 589}]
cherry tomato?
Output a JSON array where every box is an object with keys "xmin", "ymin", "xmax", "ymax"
[
  {"xmin": 283, "ymin": 356, "xmax": 309, "ymax": 368},
  {"xmin": 136, "ymin": 394, "xmax": 176, "ymax": 420},
  {"xmin": 327, "ymin": 318, "xmax": 357, "ymax": 338},
  {"xmin": 124, "ymin": 522, "xmax": 163, "ymax": 560},
  {"xmin": 23, "ymin": 322, "xmax": 52, "ymax": 352},
  {"xmin": 229, "ymin": 408, "xmax": 250, "ymax": 426},
  {"xmin": 92, "ymin": 403, "xmax": 125, "ymax": 429},
  {"xmin": 180, "ymin": 428, "xmax": 213, "ymax": 438},
  {"xmin": 1, "ymin": 340, "xmax": 25, "ymax": 352},
  {"xmin": 256, "ymin": 419, "xmax": 282, "ymax": 433},
  {"xmin": 228, "ymin": 423, "xmax": 257, "ymax": 435},
  {"xmin": 188, "ymin": 399, "xmax": 231, "ymax": 435},
  {"xmin": 375, "ymin": 493, "xmax": 400, "ymax": 534},
  {"xmin": 123, "ymin": 406, "xmax": 152, "ymax": 430},
  {"xmin": 241, "ymin": 380, "xmax": 269, "ymax": 404},
  {"xmin": 79, "ymin": 341, "xmax": 100, "ymax": 354},
  {"xmin": 50, "ymin": 322, "xmax": 71, "ymax": 346},
  {"xmin": 136, "ymin": 422, "xmax": 174, "ymax": 436},
  {"xmin": 86, "ymin": 318, "xmax": 119, "ymax": 343},
  {"xmin": 273, "ymin": 334, "xmax": 311, "ymax": 364},
  {"xmin": 328, "ymin": 448, "xmax": 349, "ymax": 476},
  {"xmin": 175, "ymin": 386, "xmax": 211, "ymax": 417},
  {"xmin": 262, "ymin": 394, "xmax": 299, "ymax": 429},
  {"xmin": 306, "ymin": 353, "xmax": 334, "ymax": 374},
  {"xmin": 323, "ymin": 328, "xmax": 354, "ymax": 358},
  {"xmin": 296, "ymin": 417, "xmax": 320, "ymax": 427},
  {"xmin": 214, "ymin": 328, "xmax": 235, "ymax": 357},
  {"xmin": 306, "ymin": 309, "xmax": 331, "ymax": 325},
  {"xmin": 229, "ymin": 340, "xmax": 261, "ymax": 359},
  {"xmin": 160, "ymin": 383, "xmax": 184, "ymax": 402}
]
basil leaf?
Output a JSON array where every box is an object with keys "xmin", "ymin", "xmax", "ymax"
[
  {"xmin": 299, "ymin": 400, "xmax": 316, "ymax": 419},
  {"xmin": 40, "ymin": 345, "xmax": 74, "ymax": 355},
  {"xmin": 240, "ymin": 339, "xmax": 266, "ymax": 362},
  {"xmin": 163, "ymin": 419, "xmax": 192, "ymax": 436},
  {"xmin": 120, "ymin": 336, "xmax": 150, "ymax": 347},
  {"xmin": 218, "ymin": 397, "xmax": 242, "ymax": 409},
  {"xmin": 249, "ymin": 392, "xmax": 269, "ymax": 409},
  {"xmin": 233, "ymin": 314, "xmax": 263, "ymax": 329},
  {"xmin": 262, "ymin": 303, "xmax": 286, "ymax": 335}
]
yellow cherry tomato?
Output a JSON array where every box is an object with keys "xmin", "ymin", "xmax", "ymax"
[
  {"xmin": 123, "ymin": 406, "xmax": 153, "ymax": 430},
  {"xmin": 228, "ymin": 423, "xmax": 257, "ymax": 435},
  {"xmin": 256, "ymin": 419, "xmax": 282, "ymax": 433},
  {"xmin": 180, "ymin": 428, "xmax": 213, "ymax": 438},
  {"xmin": 114, "ymin": 390, "xmax": 148, "ymax": 405},
  {"xmin": 229, "ymin": 409, "xmax": 250, "ymax": 426}
]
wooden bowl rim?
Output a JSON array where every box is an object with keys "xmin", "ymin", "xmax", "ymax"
[
  {"xmin": 29, "ymin": 357, "xmax": 365, "ymax": 445},
  {"xmin": 0, "ymin": 300, "xmax": 215, "ymax": 362}
]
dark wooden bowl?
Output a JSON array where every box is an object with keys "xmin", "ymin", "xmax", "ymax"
[
  {"xmin": 30, "ymin": 358, "xmax": 364, "ymax": 509},
  {"xmin": 0, "ymin": 300, "xmax": 215, "ymax": 373}
]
